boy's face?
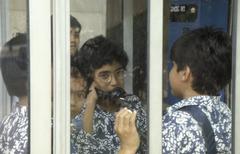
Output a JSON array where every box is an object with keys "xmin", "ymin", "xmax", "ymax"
[
  {"xmin": 169, "ymin": 62, "xmax": 184, "ymax": 98},
  {"xmin": 70, "ymin": 74, "xmax": 86, "ymax": 118},
  {"xmin": 93, "ymin": 61, "xmax": 125, "ymax": 92},
  {"xmin": 70, "ymin": 27, "xmax": 80, "ymax": 55}
]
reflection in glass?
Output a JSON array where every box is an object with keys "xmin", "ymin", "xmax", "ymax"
[
  {"xmin": 70, "ymin": 15, "xmax": 85, "ymax": 123},
  {"xmin": 70, "ymin": 0, "xmax": 148, "ymax": 153},
  {"xmin": 0, "ymin": 0, "xmax": 29, "ymax": 153},
  {"xmin": 70, "ymin": 35, "xmax": 147, "ymax": 153},
  {"xmin": 69, "ymin": 14, "xmax": 87, "ymax": 153}
]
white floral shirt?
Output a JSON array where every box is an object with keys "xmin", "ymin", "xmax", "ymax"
[
  {"xmin": 0, "ymin": 105, "xmax": 28, "ymax": 154},
  {"xmin": 163, "ymin": 95, "xmax": 232, "ymax": 154},
  {"xmin": 71, "ymin": 95, "xmax": 147, "ymax": 154}
]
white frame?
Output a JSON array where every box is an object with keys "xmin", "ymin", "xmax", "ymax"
[
  {"xmin": 148, "ymin": 0, "xmax": 163, "ymax": 153},
  {"xmin": 29, "ymin": 0, "xmax": 52, "ymax": 153},
  {"xmin": 232, "ymin": 0, "xmax": 240, "ymax": 153},
  {"xmin": 0, "ymin": 0, "xmax": 9, "ymax": 44},
  {"xmin": 0, "ymin": 0, "xmax": 11, "ymax": 121},
  {"xmin": 52, "ymin": 0, "xmax": 70, "ymax": 153}
]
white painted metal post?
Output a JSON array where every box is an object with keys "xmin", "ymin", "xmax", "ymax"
[
  {"xmin": 149, "ymin": 0, "xmax": 163, "ymax": 153},
  {"xmin": 52, "ymin": 0, "xmax": 70, "ymax": 153},
  {"xmin": 231, "ymin": 0, "xmax": 240, "ymax": 153},
  {"xmin": 29, "ymin": 0, "xmax": 52, "ymax": 153}
]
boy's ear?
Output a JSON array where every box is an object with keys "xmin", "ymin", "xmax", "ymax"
[{"xmin": 179, "ymin": 66, "xmax": 191, "ymax": 81}]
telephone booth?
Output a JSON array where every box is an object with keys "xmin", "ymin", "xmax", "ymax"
[{"xmin": 0, "ymin": 0, "xmax": 240, "ymax": 153}]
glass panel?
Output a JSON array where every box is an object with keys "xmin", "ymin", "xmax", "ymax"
[
  {"xmin": 0, "ymin": 0, "xmax": 29, "ymax": 153},
  {"xmin": 70, "ymin": 0, "xmax": 148, "ymax": 153}
]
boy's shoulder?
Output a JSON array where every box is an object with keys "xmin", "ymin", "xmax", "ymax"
[
  {"xmin": 163, "ymin": 95, "xmax": 232, "ymax": 134},
  {"xmin": 0, "ymin": 105, "xmax": 28, "ymax": 132},
  {"xmin": 163, "ymin": 95, "xmax": 231, "ymax": 125}
]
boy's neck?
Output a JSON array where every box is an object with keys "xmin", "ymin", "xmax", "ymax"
[
  {"xmin": 182, "ymin": 89, "xmax": 201, "ymax": 99},
  {"xmin": 19, "ymin": 96, "xmax": 28, "ymax": 106}
]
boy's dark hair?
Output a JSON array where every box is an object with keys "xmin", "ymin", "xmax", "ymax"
[
  {"xmin": 50, "ymin": 15, "xmax": 81, "ymax": 32},
  {"xmin": 70, "ymin": 15, "xmax": 82, "ymax": 33},
  {"xmin": 74, "ymin": 35, "xmax": 128, "ymax": 88},
  {"xmin": 71, "ymin": 56, "xmax": 82, "ymax": 78},
  {"xmin": 170, "ymin": 27, "xmax": 232, "ymax": 95},
  {"xmin": 0, "ymin": 33, "xmax": 29, "ymax": 97}
]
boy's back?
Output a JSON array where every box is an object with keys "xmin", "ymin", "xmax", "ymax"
[
  {"xmin": 164, "ymin": 27, "xmax": 232, "ymax": 153},
  {"xmin": 0, "ymin": 105, "xmax": 29, "ymax": 154},
  {"xmin": 163, "ymin": 95, "xmax": 231, "ymax": 153}
]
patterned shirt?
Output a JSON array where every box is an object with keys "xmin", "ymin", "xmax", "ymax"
[
  {"xmin": 71, "ymin": 114, "xmax": 82, "ymax": 153},
  {"xmin": 71, "ymin": 95, "xmax": 147, "ymax": 154},
  {"xmin": 163, "ymin": 95, "xmax": 232, "ymax": 154},
  {"xmin": 0, "ymin": 105, "xmax": 29, "ymax": 154}
]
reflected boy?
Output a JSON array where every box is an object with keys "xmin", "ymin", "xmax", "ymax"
[
  {"xmin": 70, "ymin": 15, "xmax": 85, "ymax": 120},
  {"xmin": 70, "ymin": 15, "xmax": 82, "ymax": 56},
  {"xmin": 71, "ymin": 35, "xmax": 147, "ymax": 153},
  {"xmin": 0, "ymin": 33, "xmax": 29, "ymax": 154},
  {"xmin": 70, "ymin": 15, "xmax": 87, "ymax": 153}
]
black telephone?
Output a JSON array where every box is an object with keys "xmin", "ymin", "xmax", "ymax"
[
  {"xmin": 95, "ymin": 87, "xmax": 126, "ymax": 100},
  {"xmin": 95, "ymin": 87, "xmax": 132, "ymax": 108}
]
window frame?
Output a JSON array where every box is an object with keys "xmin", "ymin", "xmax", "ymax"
[
  {"xmin": 231, "ymin": 0, "xmax": 240, "ymax": 153},
  {"xmin": 29, "ymin": 0, "xmax": 52, "ymax": 153},
  {"xmin": 148, "ymin": 0, "xmax": 163, "ymax": 153},
  {"xmin": 51, "ymin": 0, "xmax": 71, "ymax": 153}
]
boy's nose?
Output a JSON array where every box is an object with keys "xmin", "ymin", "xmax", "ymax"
[
  {"xmin": 110, "ymin": 75, "xmax": 118, "ymax": 86},
  {"xmin": 70, "ymin": 34, "xmax": 75, "ymax": 42}
]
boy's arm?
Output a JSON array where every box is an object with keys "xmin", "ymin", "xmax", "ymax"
[
  {"xmin": 115, "ymin": 108, "xmax": 140, "ymax": 154},
  {"xmin": 82, "ymin": 83, "xmax": 98, "ymax": 133}
]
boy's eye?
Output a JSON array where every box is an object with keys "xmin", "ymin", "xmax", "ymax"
[
  {"xmin": 116, "ymin": 69, "xmax": 125, "ymax": 78},
  {"xmin": 99, "ymin": 73, "xmax": 110, "ymax": 80}
]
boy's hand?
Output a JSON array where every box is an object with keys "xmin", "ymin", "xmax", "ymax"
[
  {"xmin": 114, "ymin": 108, "xmax": 140, "ymax": 154},
  {"xmin": 86, "ymin": 82, "xmax": 98, "ymax": 104}
]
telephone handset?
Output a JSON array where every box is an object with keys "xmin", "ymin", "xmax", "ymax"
[
  {"xmin": 95, "ymin": 87, "xmax": 126, "ymax": 100},
  {"xmin": 95, "ymin": 87, "xmax": 133, "ymax": 108},
  {"xmin": 86, "ymin": 78, "xmax": 126, "ymax": 100}
]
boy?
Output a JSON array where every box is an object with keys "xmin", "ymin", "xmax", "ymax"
[
  {"xmin": 115, "ymin": 27, "xmax": 232, "ymax": 153},
  {"xmin": 0, "ymin": 33, "xmax": 29, "ymax": 154},
  {"xmin": 71, "ymin": 35, "xmax": 147, "ymax": 153},
  {"xmin": 70, "ymin": 15, "xmax": 82, "ymax": 56},
  {"xmin": 69, "ymin": 15, "xmax": 85, "ymax": 121}
]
